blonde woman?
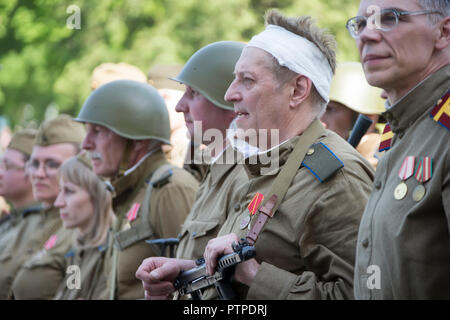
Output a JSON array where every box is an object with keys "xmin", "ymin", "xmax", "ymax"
[{"xmin": 53, "ymin": 153, "xmax": 114, "ymax": 300}]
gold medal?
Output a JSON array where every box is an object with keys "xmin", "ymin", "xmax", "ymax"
[
  {"xmin": 412, "ymin": 184, "xmax": 426, "ymax": 202},
  {"xmin": 394, "ymin": 182, "xmax": 408, "ymax": 200},
  {"xmin": 240, "ymin": 215, "xmax": 251, "ymax": 230}
]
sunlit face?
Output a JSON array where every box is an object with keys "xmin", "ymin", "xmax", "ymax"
[
  {"xmin": 54, "ymin": 178, "xmax": 94, "ymax": 233},
  {"xmin": 224, "ymin": 47, "xmax": 293, "ymax": 133},
  {"xmin": 29, "ymin": 144, "xmax": 77, "ymax": 205},
  {"xmin": 81, "ymin": 124, "xmax": 127, "ymax": 178},
  {"xmin": 175, "ymin": 85, "xmax": 235, "ymax": 143},
  {"xmin": 320, "ymin": 101, "xmax": 356, "ymax": 140},
  {"xmin": 356, "ymin": 0, "xmax": 439, "ymax": 92},
  {"xmin": 0, "ymin": 148, "xmax": 31, "ymax": 202}
]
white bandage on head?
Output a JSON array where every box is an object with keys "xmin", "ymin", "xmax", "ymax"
[{"xmin": 247, "ymin": 24, "xmax": 333, "ymax": 103}]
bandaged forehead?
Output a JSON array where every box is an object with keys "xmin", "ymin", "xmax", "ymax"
[{"xmin": 247, "ymin": 24, "xmax": 333, "ymax": 103}]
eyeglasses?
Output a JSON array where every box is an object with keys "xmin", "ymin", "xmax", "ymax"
[
  {"xmin": 0, "ymin": 158, "xmax": 25, "ymax": 171},
  {"xmin": 26, "ymin": 159, "xmax": 62, "ymax": 176},
  {"xmin": 346, "ymin": 8, "xmax": 443, "ymax": 38}
]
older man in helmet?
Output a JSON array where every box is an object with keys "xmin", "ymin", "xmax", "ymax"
[{"xmin": 76, "ymin": 80, "xmax": 198, "ymax": 300}]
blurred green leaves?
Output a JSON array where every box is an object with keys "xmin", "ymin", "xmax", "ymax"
[{"xmin": 0, "ymin": 0, "xmax": 360, "ymax": 129}]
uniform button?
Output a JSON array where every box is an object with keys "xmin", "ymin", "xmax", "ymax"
[
  {"xmin": 362, "ymin": 239, "xmax": 369, "ymax": 248},
  {"xmin": 375, "ymin": 181, "xmax": 382, "ymax": 190},
  {"xmin": 307, "ymin": 148, "xmax": 315, "ymax": 156},
  {"xmin": 234, "ymin": 203, "xmax": 241, "ymax": 211}
]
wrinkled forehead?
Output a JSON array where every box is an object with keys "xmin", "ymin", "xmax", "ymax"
[
  {"xmin": 235, "ymin": 47, "xmax": 275, "ymax": 74},
  {"xmin": 358, "ymin": 0, "xmax": 422, "ymax": 15}
]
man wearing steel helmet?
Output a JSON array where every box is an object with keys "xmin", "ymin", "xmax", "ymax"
[
  {"xmin": 76, "ymin": 80, "xmax": 198, "ymax": 300},
  {"xmin": 137, "ymin": 10, "xmax": 374, "ymax": 300},
  {"xmin": 347, "ymin": 0, "xmax": 450, "ymax": 299},
  {"xmin": 321, "ymin": 61, "xmax": 386, "ymax": 168},
  {"xmin": 170, "ymin": 41, "xmax": 250, "ymax": 262}
]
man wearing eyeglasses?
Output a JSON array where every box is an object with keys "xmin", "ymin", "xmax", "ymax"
[
  {"xmin": 0, "ymin": 129, "xmax": 38, "ymax": 230},
  {"xmin": 346, "ymin": 0, "xmax": 450, "ymax": 299},
  {"xmin": 0, "ymin": 115, "xmax": 85, "ymax": 299},
  {"xmin": 0, "ymin": 129, "xmax": 41, "ymax": 298}
]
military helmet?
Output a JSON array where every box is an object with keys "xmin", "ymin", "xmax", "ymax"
[
  {"xmin": 75, "ymin": 80, "xmax": 171, "ymax": 144},
  {"xmin": 171, "ymin": 41, "xmax": 245, "ymax": 110},
  {"xmin": 330, "ymin": 62, "xmax": 385, "ymax": 115}
]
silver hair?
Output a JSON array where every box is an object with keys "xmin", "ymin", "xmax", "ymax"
[{"xmin": 418, "ymin": 0, "xmax": 450, "ymax": 24}]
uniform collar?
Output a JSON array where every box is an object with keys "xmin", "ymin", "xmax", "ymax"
[
  {"xmin": 243, "ymin": 119, "xmax": 326, "ymax": 178},
  {"xmin": 382, "ymin": 64, "xmax": 450, "ymax": 136},
  {"xmin": 111, "ymin": 149, "xmax": 168, "ymax": 198},
  {"xmin": 209, "ymin": 145, "xmax": 243, "ymax": 186}
]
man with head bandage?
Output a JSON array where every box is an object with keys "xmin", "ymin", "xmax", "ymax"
[{"xmin": 136, "ymin": 9, "xmax": 374, "ymax": 300}]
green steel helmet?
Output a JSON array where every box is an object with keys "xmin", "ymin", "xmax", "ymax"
[
  {"xmin": 75, "ymin": 80, "xmax": 171, "ymax": 144},
  {"xmin": 171, "ymin": 41, "xmax": 245, "ymax": 110},
  {"xmin": 330, "ymin": 61, "xmax": 385, "ymax": 115}
]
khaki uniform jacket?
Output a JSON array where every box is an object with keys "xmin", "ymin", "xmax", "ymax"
[
  {"xmin": 354, "ymin": 64, "xmax": 450, "ymax": 299},
  {"xmin": 0, "ymin": 203, "xmax": 40, "ymax": 256},
  {"xmin": 206, "ymin": 120, "xmax": 374, "ymax": 299},
  {"xmin": 176, "ymin": 146, "xmax": 248, "ymax": 260},
  {"xmin": 11, "ymin": 227, "xmax": 73, "ymax": 299},
  {"xmin": 183, "ymin": 143, "xmax": 210, "ymax": 183},
  {"xmin": 105, "ymin": 150, "xmax": 198, "ymax": 299},
  {"xmin": 54, "ymin": 242, "xmax": 108, "ymax": 300},
  {"xmin": 0, "ymin": 204, "xmax": 62, "ymax": 299}
]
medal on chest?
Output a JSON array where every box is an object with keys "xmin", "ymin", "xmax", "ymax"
[
  {"xmin": 394, "ymin": 156, "xmax": 415, "ymax": 200},
  {"xmin": 240, "ymin": 193, "xmax": 264, "ymax": 230},
  {"xmin": 412, "ymin": 157, "xmax": 432, "ymax": 202}
]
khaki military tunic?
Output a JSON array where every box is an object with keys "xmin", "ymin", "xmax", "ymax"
[
  {"xmin": 0, "ymin": 204, "xmax": 62, "ymax": 299},
  {"xmin": 183, "ymin": 143, "xmax": 210, "ymax": 183},
  {"xmin": 12, "ymin": 227, "xmax": 73, "ymax": 299},
  {"xmin": 176, "ymin": 146, "xmax": 248, "ymax": 260},
  {"xmin": 54, "ymin": 242, "xmax": 108, "ymax": 300},
  {"xmin": 0, "ymin": 203, "xmax": 40, "ymax": 256},
  {"xmin": 354, "ymin": 64, "xmax": 450, "ymax": 299},
  {"xmin": 205, "ymin": 120, "xmax": 374, "ymax": 299},
  {"xmin": 105, "ymin": 150, "xmax": 198, "ymax": 299}
]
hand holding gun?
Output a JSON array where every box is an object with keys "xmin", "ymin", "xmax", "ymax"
[{"xmin": 174, "ymin": 239, "xmax": 256, "ymax": 300}]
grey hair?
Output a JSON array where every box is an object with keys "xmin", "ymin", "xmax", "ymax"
[{"xmin": 418, "ymin": 0, "xmax": 450, "ymax": 24}]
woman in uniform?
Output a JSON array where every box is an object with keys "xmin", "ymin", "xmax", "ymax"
[{"xmin": 53, "ymin": 153, "xmax": 115, "ymax": 299}]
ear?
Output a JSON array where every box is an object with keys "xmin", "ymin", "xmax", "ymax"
[
  {"xmin": 435, "ymin": 16, "xmax": 450, "ymax": 50},
  {"xmin": 132, "ymin": 140, "xmax": 150, "ymax": 153},
  {"xmin": 289, "ymin": 75, "xmax": 312, "ymax": 109}
]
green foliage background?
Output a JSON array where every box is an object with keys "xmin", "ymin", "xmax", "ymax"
[{"xmin": 0, "ymin": 0, "xmax": 360, "ymax": 129}]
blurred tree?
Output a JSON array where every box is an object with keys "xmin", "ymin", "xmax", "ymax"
[{"xmin": 0, "ymin": 0, "xmax": 360, "ymax": 129}]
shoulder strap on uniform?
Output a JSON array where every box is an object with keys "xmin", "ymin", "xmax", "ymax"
[
  {"xmin": 301, "ymin": 142, "xmax": 344, "ymax": 183},
  {"xmin": 246, "ymin": 119, "xmax": 325, "ymax": 245}
]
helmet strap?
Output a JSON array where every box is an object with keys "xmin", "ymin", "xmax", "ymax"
[{"xmin": 118, "ymin": 139, "xmax": 133, "ymax": 177}]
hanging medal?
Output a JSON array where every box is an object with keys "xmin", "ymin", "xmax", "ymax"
[
  {"xmin": 412, "ymin": 157, "xmax": 432, "ymax": 202},
  {"xmin": 394, "ymin": 156, "xmax": 415, "ymax": 200},
  {"xmin": 241, "ymin": 193, "xmax": 264, "ymax": 230}
]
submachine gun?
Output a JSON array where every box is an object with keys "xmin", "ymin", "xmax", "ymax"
[{"xmin": 174, "ymin": 239, "xmax": 256, "ymax": 300}]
